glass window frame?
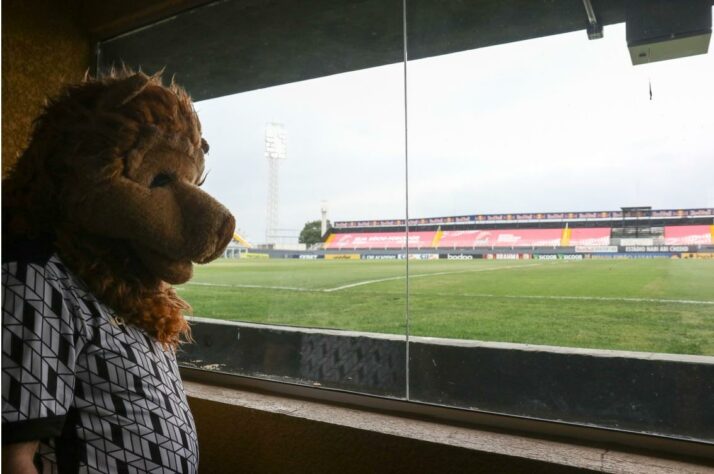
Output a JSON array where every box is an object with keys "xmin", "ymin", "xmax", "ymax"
[{"xmin": 93, "ymin": 0, "xmax": 714, "ymax": 459}]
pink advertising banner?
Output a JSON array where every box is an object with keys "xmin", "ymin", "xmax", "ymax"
[
  {"xmin": 663, "ymin": 225, "xmax": 713, "ymax": 245},
  {"xmin": 325, "ymin": 231, "xmax": 436, "ymax": 249},
  {"xmin": 438, "ymin": 229, "xmax": 562, "ymax": 247}
]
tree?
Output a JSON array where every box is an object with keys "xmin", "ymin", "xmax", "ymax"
[{"xmin": 299, "ymin": 220, "xmax": 329, "ymax": 245}]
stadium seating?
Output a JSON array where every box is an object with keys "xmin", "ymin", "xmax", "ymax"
[{"xmin": 663, "ymin": 225, "xmax": 714, "ymax": 245}]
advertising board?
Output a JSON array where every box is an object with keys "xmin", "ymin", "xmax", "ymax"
[
  {"xmin": 242, "ymin": 252, "xmax": 270, "ymax": 259},
  {"xmin": 624, "ymin": 246, "xmax": 690, "ymax": 252},
  {"xmin": 681, "ymin": 252, "xmax": 714, "ymax": 259},
  {"xmin": 534, "ymin": 254, "xmax": 584, "ymax": 260},
  {"xmin": 445, "ymin": 254, "xmax": 474, "ymax": 260},
  {"xmin": 484, "ymin": 253, "xmax": 532, "ymax": 260},
  {"xmin": 592, "ymin": 253, "xmax": 674, "ymax": 259},
  {"xmin": 495, "ymin": 253, "xmax": 520, "ymax": 260},
  {"xmin": 362, "ymin": 254, "xmax": 399, "ymax": 260},
  {"xmin": 575, "ymin": 246, "xmax": 618, "ymax": 253},
  {"xmin": 325, "ymin": 254, "xmax": 361, "ymax": 260},
  {"xmin": 620, "ymin": 238, "xmax": 654, "ymax": 246},
  {"xmin": 409, "ymin": 253, "xmax": 439, "ymax": 260}
]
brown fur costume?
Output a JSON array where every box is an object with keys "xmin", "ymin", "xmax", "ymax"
[{"xmin": 3, "ymin": 70, "xmax": 235, "ymax": 348}]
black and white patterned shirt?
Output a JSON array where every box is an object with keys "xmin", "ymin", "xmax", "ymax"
[{"xmin": 2, "ymin": 249, "xmax": 198, "ymax": 473}]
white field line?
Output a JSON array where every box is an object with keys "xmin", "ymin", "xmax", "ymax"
[
  {"xmin": 180, "ymin": 280, "xmax": 714, "ymax": 305},
  {"xmin": 180, "ymin": 263, "xmax": 542, "ymax": 294},
  {"xmin": 322, "ymin": 263, "xmax": 542, "ymax": 292},
  {"xmin": 437, "ymin": 293, "xmax": 714, "ymax": 306}
]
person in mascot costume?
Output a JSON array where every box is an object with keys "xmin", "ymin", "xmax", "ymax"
[{"xmin": 2, "ymin": 69, "xmax": 235, "ymax": 474}]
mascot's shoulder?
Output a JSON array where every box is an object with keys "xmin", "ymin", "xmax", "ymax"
[{"xmin": 2, "ymin": 240, "xmax": 97, "ymax": 337}]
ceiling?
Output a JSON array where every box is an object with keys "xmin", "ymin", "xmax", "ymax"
[{"xmin": 93, "ymin": 0, "xmax": 712, "ymax": 101}]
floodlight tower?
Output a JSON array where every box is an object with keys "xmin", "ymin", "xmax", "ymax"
[
  {"xmin": 264, "ymin": 123, "xmax": 286, "ymax": 244},
  {"xmin": 320, "ymin": 200, "xmax": 328, "ymax": 237}
]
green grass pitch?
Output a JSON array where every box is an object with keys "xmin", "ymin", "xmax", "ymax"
[{"xmin": 175, "ymin": 258, "xmax": 714, "ymax": 355}]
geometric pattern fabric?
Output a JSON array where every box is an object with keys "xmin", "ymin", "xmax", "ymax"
[{"xmin": 2, "ymin": 254, "xmax": 198, "ymax": 473}]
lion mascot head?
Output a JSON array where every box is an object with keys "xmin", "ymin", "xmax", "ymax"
[{"xmin": 2, "ymin": 70, "xmax": 235, "ymax": 348}]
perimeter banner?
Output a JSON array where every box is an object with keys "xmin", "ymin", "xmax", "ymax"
[
  {"xmin": 681, "ymin": 253, "xmax": 714, "ymax": 259},
  {"xmin": 325, "ymin": 253, "xmax": 361, "ymax": 260},
  {"xmin": 575, "ymin": 245, "xmax": 618, "ymax": 253},
  {"xmin": 242, "ymin": 252, "xmax": 270, "ymax": 259},
  {"xmin": 409, "ymin": 253, "xmax": 440, "ymax": 260},
  {"xmin": 484, "ymin": 253, "xmax": 532, "ymax": 260},
  {"xmin": 533, "ymin": 254, "xmax": 584, "ymax": 260},
  {"xmin": 362, "ymin": 254, "xmax": 399, "ymax": 260}
]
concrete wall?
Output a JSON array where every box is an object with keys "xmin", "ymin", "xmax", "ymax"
[
  {"xmin": 187, "ymin": 395, "xmax": 593, "ymax": 474},
  {"xmin": 180, "ymin": 318, "xmax": 714, "ymax": 441},
  {"xmin": 1, "ymin": 0, "xmax": 90, "ymax": 176}
]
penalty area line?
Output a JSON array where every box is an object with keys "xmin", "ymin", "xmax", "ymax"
[{"xmin": 322, "ymin": 263, "xmax": 542, "ymax": 293}]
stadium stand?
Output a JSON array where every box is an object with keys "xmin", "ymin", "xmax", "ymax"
[{"xmin": 322, "ymin": 208, "xmax": 714, "ymax": 254}]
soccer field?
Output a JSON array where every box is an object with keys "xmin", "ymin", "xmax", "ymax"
[{"xmin": 175, "ymin": 258, "xmax": 714, "ymax": 355}]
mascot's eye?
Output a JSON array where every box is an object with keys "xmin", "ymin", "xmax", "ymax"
[{"xmin": 150, "ymin": 173, "xmax": 173, "ymax": 188}]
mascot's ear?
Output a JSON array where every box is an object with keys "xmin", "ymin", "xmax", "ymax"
[{"xmin": 100, "ymin": 72, "xmax": 152, "ymax": 108}]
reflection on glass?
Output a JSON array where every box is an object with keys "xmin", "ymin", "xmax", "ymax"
[{"xmin": 187, "ymin": 64, "xmax": 406, "ymax": 330}]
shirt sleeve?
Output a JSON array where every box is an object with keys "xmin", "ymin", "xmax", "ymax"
[{"xmin": 2, "ymin": 259, "xmax": 84, "ymax": 444}]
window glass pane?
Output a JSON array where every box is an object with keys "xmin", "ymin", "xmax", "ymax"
[
  {"xmin": 98, "ymin": 0, "xmax": 714, "ymax": 442},
  {"xmin": 405, "ymin": 1, "xmax": 714, "ymax": 440},
  {"xmin": 99, "ymin": 0, "xmax": 409, "ymax": 397}
]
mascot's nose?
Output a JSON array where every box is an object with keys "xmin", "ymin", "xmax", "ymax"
[
  {"xmin": 198, "ymin": 213, "xmax": 235, "ymax": 264},
  {"xmin": 217, "ymin": 214, "xmax": 236, "ymax": 252}
]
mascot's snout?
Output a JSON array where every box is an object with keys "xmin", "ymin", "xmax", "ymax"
[{"xmin": 3, "ymin": 69, "xmax": 235, "ymax": 346}]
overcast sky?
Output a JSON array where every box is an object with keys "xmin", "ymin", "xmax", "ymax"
[{"xmin": 195, "ymin": 21, "xmax": 714, "ymax": 244}]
